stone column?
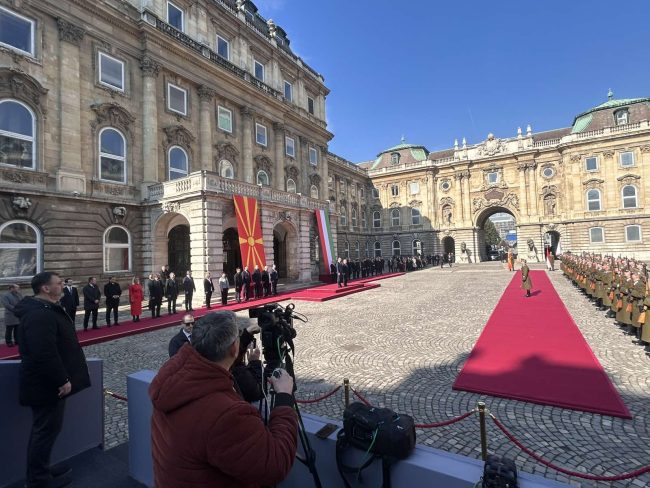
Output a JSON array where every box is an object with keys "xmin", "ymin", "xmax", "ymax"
[
  {"xmin": 528, "ymin": 162, "xmax": 539, "ymax": 219},
  {"xmin": 273, "ymin": 122, "xmax": 285, "ymax": 191},
  {"xmin": 454, "ymin": 172, "xmax": 464, "ymax": 224},
  {"xmin": 319, "ymin": 144, "xmax": 329, "ymax": 199},
  {"xmin": 56, "ymin": 19, "xmax": 86, "ymax": 194},
  {"xmin": 190, "ymin": 197, "xmax": 223, "ymax": 307},
  {"xmin": 462, "ymin": 171, "xmax": 472, "ymax": 225},
  {"xmin": 140, "ymin": 55, "xmax": 161, "ymax": 193},
  {"xmin": 241, "ymin": 107, "xmax": 254, "ymax": 184},
  {"xmin": 198, "ymin": 86, "xmax": 216, "ymax": 171},
  {"xmin": 518, "ymin": 164, "xmax": 529, "ymax": 221}
]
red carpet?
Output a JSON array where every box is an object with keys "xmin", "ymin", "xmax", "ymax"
[{"xmin": 452, "ymin": 270, "xmax": 631, "ymax": 419}]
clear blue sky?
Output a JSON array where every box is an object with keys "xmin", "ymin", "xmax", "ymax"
[{"xmin": 257, "ymin": 0, "xmax": 650, "ymax": 163}]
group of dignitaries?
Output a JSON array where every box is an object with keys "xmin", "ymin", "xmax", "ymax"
[{"xmin": 561, "ymin": 252, "xmax": 650, "ymax": 351}]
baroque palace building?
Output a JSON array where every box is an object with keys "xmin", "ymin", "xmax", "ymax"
[{"xmin": 1, "ymin": 0, "xmax": 650, "ymax": 299}]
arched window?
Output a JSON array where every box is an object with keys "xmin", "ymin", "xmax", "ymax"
[
  {"xmin": 365, "ymin": 241, "xmax": 370, "ymax": 257},
  {"xmin": 374, "ymin": 241, "xmax": 381, "ymax": 257},
  {"xmin": 310, "ymin": 184, "xmax": 319, "ymax": 199},
  {"xmin": 351, "ymin": 208, "xmax": 357, "ymax": 227},
  {"xmin": 219, "ymin": 160, "xmax": 234, "ymax": 179},
  {"xmin": 354, "ymin": 241, "xmax": 360, "ymax": 259},
  {"xmin": 392, "ymin": 240, "xmax": 401, "ymax": 256},
  {"xmin": 103, "ymin": 225, "xmax": 131, "ymax": 272},
  {"xmin": 344, "ymin": 240, "xmax": 350, "ymax": 259},
  {"xmin": 391, "ymin": 208, "xmax": 401, "ymax": 226},
  {"xmin": 286, "ymin": 178, "xmax": 296, "ymax": 193},
  {"xmin": 0, "ymin": 100, "xmax": 36, "ymax": 169},
  {"xmin": 411, "ymin": 208, "xmax": 421, "ymax": 225},
  {"xmin": 0, "ymin": 220, "xmax": 41, "ymax": 279},
  {"xmin": 586, "ymin": 189, "xmax": 601, "ymax": 211},
  {"xmin": 412, "ymin": 239, "xmax": 422, "ymax": 256},
  {"xmin": 622, "ymin": 185, "xmax": 638, "ymax": 209},
  {"xmin": 256, "ymin": 170, "xmax": 269, "ymax": 186},
  {"xmin": 168, "ymin": 146, "xmax": 189, "ymax": 180},
  {"xmin": 361, "ymin": 211, "xmax": 367, "ymax": 228},
  {"xmin": 373, "ymin": 211, "xmax": 381, "ymax": 228},
  {"xmin": 99, "ymin": 127, "xmax": 126, "ymax": 183},
  {"xmin": 340, "ymin": 207, "xmax": 347, "ymax": 226}
]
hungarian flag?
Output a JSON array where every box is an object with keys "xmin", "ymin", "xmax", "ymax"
[
  {"xmin": 233, "ymin": 195, "xmax": 266, "ymax": 270},
  {"xmin": 315, "ymin": 208, "xmax": 336, "ymax": 267}
]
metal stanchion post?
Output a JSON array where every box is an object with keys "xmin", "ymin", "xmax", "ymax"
[
  {"xmin": 478, "ymin": 402, "xmax": 488, "ymax": 461},
  {"xmin": 344, "ymin": 378, "xmax": 350, "ymax": 407}
]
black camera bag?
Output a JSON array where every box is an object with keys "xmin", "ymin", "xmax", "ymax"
[
  {"xmin": 482, "ymin": 454, "xmax": 518, "ymax": 488},
  {"xmin": 336, "ymin": 402, "xmax": 415, "ymax": 488}
]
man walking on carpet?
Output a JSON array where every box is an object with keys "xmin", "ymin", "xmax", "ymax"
[{"xmin": 521, "ymin": 259, "xmax": 533, "ymax": 297}]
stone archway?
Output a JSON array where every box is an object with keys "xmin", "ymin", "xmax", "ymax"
[
  {"xmin": 273, "ymin": 220, "xmax": 298, "ymax": 280},
  {"xmin": 222, "ymin": 227, "xmax": 242, "ymax": 279},
  {"xmin": 474, "ymin": 206, "xmax": 517, "ymax": 262},
  {"xmin": 168, "ymin": 225, "xmax": 190, "ymax": 277},
  {"xmin": 442, "ymin": 236, "xmax": 455, "ymax": 255},
  {"xmin": 153, "ymin": 211, "xmax": 191, "ymax": 275}
]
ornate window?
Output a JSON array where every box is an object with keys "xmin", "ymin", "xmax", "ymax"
[
  {"xmin": 391, "ymin": 208, "xmax": 401, "ymax": 226},
  {"xmin": 589, "ymin": 227, "xmax": 604, "ymax": 244},
  {"xmin": 310, "ymin": 185, "xmax": 319, "ymax": 199},
  {"xmin": 359, "ymin": 187, "xmax": 365, "ymax": 199},
  {"xmin": 340, "ymin": 207, "xmax": 347, "ymax": 226},
  {"xmin": 167, "ymin": 1, "xmax": 184, "ymax": 31},
  {"xmin": 374, "ymin": 241, "xmax": 381, "ymax": 257},
  {"xmin": 619, "ymin": 151, "xmax": 635, "ymax": 167},
  {"xmin": 256, "ymin": 170, "xmax": 269, "ymax": 186},
  {"xmin": 0, "ymin": 99, "xmax": 35, "ymax": 169},
  {"xmin": 391, "ymin": 184, "xmax": 399, "ymax": 197},
  {"xmin": 219, "ymin": 160, "xmax": 234, "ymax": 179},
  {"xmin": 392, "ymin": 240, "xmax": 401, "ymax": 256},
  {"xmin": 253, "ymin": 59, "xmax": 265, "ymax": 82},
  {"xmin": 168, "ymin": 146, "xmax": 189, "ymax": 180},
  {"xmin": 542, "ymin": 167, "xmax": 555, "ymax": 179},
  {"xmin": 103, "ymin": 225, "xmax": 131, "ymax": 272},
  {"xmin": 373, "ymin": 211, "xmax": 381, "ymax": 228},
  {"xmin": 410, "ymin": 182, "xmax": 420, "ymax": 194},
  {"xmin": 361, "ymin": 211, "xmax": 367, "ymax": 228},
  {"xmin": 354, "ymin": 241, "xmax": 360, "ymax": 259},
  {"xmin": 351, "ymin": 208, "xmax": 357, "ymax": 227},
  {"xmin": 344, "ymin": 241, "xmax": 350, "ymax": 259},
  {"xmin": 411, "ymin": 208, "xmax": 421, "ymax": 225},
  {"xmin": 0, "ymin": 220, "xmax": 41, "ymax": 279},
  {"xmin": 216, "ymin": 35, "xmax": 230, "ymax": 60},
  {"xmin": 309, "ymin": 147, "xmax": 318, "ymax": 166},
  {"xmin": 167, "ymin": 83, "xmax": 187, "ymax": 115},
  {"xmin": 307, "ymin": 96, "xmax": 315, "ymax": 115},
  {"xmin": 622, "ymin": 185, "xmax": 638, "ymax": 209},
  {"xmin": 412, "ymin": 239, "xmax": 422, "ymax": 256},
  {"xmin": 585, "ymin": 156, "xmax": 598, "ymax": 172},
  {"xmin": 391, "ymin": 153, "xmax": 400, "ymax": 165},
  {"xmin": 286, "ymin": 178, "xmax": 296, "ymax": 193},
  {"xmin": 255, "ymin": 123, "xmax": 267, "ymax": 146},
  {"xmin": 625, "ymin": 225, "xmax": 642, "ymax": 242},
  {"xmin": 614, "ymin": 109, "xmax": 629, "ymax": 126},
  {"xmin": 283, "ymin": 80, "xmax": 293, "ymax": 102},
  {"xmin": 99, "ymin": 127, "xmax": 126, "ymax": 183},
  {"xmin": 340, "ymin": 180, "xmax": 346, "ymax": 194},
  {"xmin": 487, "ymin": 171, "xmax": 499, "ymax": 185},
  {"xmin": 217, "ymin": 106, "xmax": 233, "ymax": 133},
  {"xmin": 440, "ymin": 180, "xmax": 451, "ymax": 191},
  {"xmin": 98, "ymin": 53, "xmax": 125, "ymax": 92},
  {"xmin": 285, "ymin": 136, "xmax": 295, "ymax": 157},
  {"xmin": 586, "ymin": 189, "xmax": 601, "ymax": 211},
  {"xmin": 0, "ymin": 6, "xmax": 34, "ymax": 56}
]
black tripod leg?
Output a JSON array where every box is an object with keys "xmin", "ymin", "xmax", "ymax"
[{"xmin": 293, "ymin": 402, "xmax": 323, "ymax": 488}]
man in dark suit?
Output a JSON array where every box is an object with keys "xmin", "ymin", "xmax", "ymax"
[
  {"xmin": 61, "ymin": 278, "xmax": 79, "ymax": 324},
  {"xmin": 160, "ymin": 265, "xmax": 170, "ymax": 281},
  {"xmin": 82, "ymin": 277, "xmax": 101, "ymax": 330},
  {"xmin": 148, "ymin": 274, "xmax": 163, "ymax": 318},
  {"xmin": 234, "ymin": 268, "xmax": 243, "ymax": 303},
  {"xmin": 168, "ymin": 313, "xmax": 194, "ymax": 357},
  {"xmin": 343, "ymin": 259, "xmax": 350, "ymax": 286},
  {"xmin": 103, "ymin": 276, "xmax": 122, "ymax": 327},
  {"xmin": 183, "ymin": 271, "xmax": 195, "ymax": 311},
  {"xmin": 270, "ymin": 265, "xmax": 279, "ymax": 296},
  {"xmin": 203, "ymin": 272, "xmax": 214, "ymax": 309},
  {"xmin": 261, "ymin": 265, "xmax": 271, "ymax": 297},
  {"xmin": 166, "ymin": 272, "xmax": 179, "ymax": 314},
  {"xmin": 242, "ymin": 266, "xmax": 251, "ymax": 301},
  {"xmin": 252, "ymin": 265, "xmax": 262, "ymax": 299},
  {"xmin": 330, "ymin": 262, "xmax": 336, "ymax": 283}
]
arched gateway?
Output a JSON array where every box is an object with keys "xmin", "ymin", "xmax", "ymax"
[
  {"xmin": 154, "ymin": 211, "xmax": 191, "ymax": 275},
  {"xmin": 273, "ymin": 220, "xmax": 298, "ymax": 280},
  {"xmin": 474, "ymin": 206, "xmax": 518, "ymax": 262}
]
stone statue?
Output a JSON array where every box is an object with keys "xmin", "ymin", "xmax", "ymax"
[
  {"xmin": 459, "ymin": 242, "xmax": 472, "ymax": 263},
  {"xmin": 526, "ymin": 238, "xmax": 539, "ymax": 262},
  {"xmin": 442, "ymin": 205, "xmax": 452, "ymax": 225},
  {"xmin": 544, "ymin": 194, "xmax": 556, "ymax": 216}
]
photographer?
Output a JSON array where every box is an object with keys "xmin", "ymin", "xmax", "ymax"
[
  {"xmin": 149, "ymin": 311, "xmax": 297, "ymax": 488},
  {"xmin": 231, "ymin": 321, "xmax": 264, "ymax": 403}
]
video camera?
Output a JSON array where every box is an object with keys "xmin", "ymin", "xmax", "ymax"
[{"xmin": 248, "ymin": 303, "xmax": 298, "ymax": 378}]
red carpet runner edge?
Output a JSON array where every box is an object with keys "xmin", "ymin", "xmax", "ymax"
[{"xmin": 452, "ymin": 270, "xmax": 631, "ymax": 419}]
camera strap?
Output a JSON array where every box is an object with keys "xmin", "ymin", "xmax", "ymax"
[{"xmin": 335, "ymin": 429, "xmax": 394, "ymax": 488}]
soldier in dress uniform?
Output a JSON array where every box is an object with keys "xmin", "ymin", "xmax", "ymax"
[{"xmin": 521, "ymin": 259, "xmax": 532, "ymax": 297}]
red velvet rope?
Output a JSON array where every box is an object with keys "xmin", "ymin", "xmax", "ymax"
[
  {"xmin": 351, "ymin": 387, "xmax": 372, "ymax": 406},
  {"xmin": 104, "ymin": 389, "xmax": 128, "ymax": 402},
  {"xmin": 295, "ymin": 385, "xmax": 342, "ymax": 404},
  {"xmin": 492, "ymin": 415, "xmax": 650, "ymax": 481}
]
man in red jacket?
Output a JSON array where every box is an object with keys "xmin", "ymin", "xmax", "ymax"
[{"xmin": 149, "ymin": 311, "xmax": 298, "ymax": 488}]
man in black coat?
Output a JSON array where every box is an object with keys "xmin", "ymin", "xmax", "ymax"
[
  {"xmin": 329, "ymin": 262, "xmax": 336, "ymax": 283},
  {"xmin": 15, "ymin": 271, "xmax": 90, "ymax": 488},
  {"xmin": 261, "ymin": 265, "xmax": 271, "ymax": 297},
  {"xmin": 336, "ymin": 257, "xmax": 344, "ymax": 288},
  {"xmin": 203, "ymin": 272, "xmax": 214, "ymax": 309},
  {"xmin": 168, "ymin": 313, "xmax": 194, "ymax": 357},
  {"xmin": 165, "ymin": 272, "xmax": 179, "ymax": 314},
  {"xmin": 234, "ymin": 268, "xmax": 243, "ymax": 303},
  {"xmin": 270, "ymin": 264, "xmax": 279, "ymax": 296},
  {"xmin": 242, "ymin": 266, "xmax": 251, "ymax": 301},
  {"xmin": 148, "ymin": 274, "xmax": 163, "ymax": 318},
  {"xmin": 103, "ymin": 276, "xmax": 122, "ymax": 327},
  {"xmin": 82, "ymin": 277, "xmax": 101, "ymax": 330},
  {"xmin": 60, "ymin": 278, "xmax": 79, "ymax": 325},
  {"xmin": 182, "ymin": 271, "xmax": 196, "ymax": 311},
  {"xmin": 252, "ymin": 265, "xmax": 262, "ymax": 299}
]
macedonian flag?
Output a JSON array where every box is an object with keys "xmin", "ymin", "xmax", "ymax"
[{"xmin": 233, "ymin": 195, "xmax": 267, "ymax": 270}]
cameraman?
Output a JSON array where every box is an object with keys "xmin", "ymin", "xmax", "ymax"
[
  {"xmin": 149, "ymin": 311, "xmax": 297, "ymax": 488},
  {"xmin": 231, "ymin": 321, "xmax": 263, "ymax": 403}
]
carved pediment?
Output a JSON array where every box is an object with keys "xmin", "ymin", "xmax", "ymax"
[
  {"xmin": 582, "ymin": 178, "xmax": 604, "ymax": 189},
  {"xmin": 477, "ymin": 133, "xmax": 508, "ymax": 157},
  {"xmin": 163, "ymin": 125, "xmax": 195, "ymax": 148},
  {"xmin": 409, "ymin": 200, "xmax": 422, "ymax": 207},
  {"xmin": 0, "ymin": 69, "xmax": 48, "ymax": 115},
  {"xmin": 215, "ymin": 142, "xmax": 239, "ymax": 161},
  {"xmin": 472, "ymin": 193, "xmax": 520, "ymax": 213},
  {"xmin": 310, "ymin": 173, "xmax": 321, "ymax": 186},
  {"xmin": 285, "ymin": 165, "xmax": 299, "ymax": 180},
  {"xmin": 484, "ymin": 188, "xmax": 504, "ymax": 201},
  {"xmin": 616, "ymin": 173, "xmax": 641, "ymax": 182},
  {"xmin": 440, "ymin": 197, "xmax": 454, "ymax": 206},
  {"xmin": 541, "ymin": 184, "xmax": 557, "ymax": 197},
  {"xmin": 254, "ymin": 155, "xmax": 273, "ymax": 174},
  {"xmin": 91, "ymin": 102, "xmax": 135, "ymax": 136},
  {"xmin": 389, "ymin": 202, "xmax": 400, "ymax": 208}
]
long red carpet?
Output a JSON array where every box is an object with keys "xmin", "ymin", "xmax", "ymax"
[{"xmin": 452, "ymin": 270, "xmax": 631, "ymax": 419}]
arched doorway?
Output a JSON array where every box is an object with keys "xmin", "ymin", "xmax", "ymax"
[
  {"xmin": 412, "ymin": 239, "xmax": 422, "ymax": 256},
  {"xmin": 222, "ymin": 228, "xmax": 242, "ymax": 279},
  {"xmin": 273, "ymin": 221, "xmax": 298, "ymax": 280},
  {"xmin": 544, "ymin": 230, "xmax": 560, "ymax": 257},
  {"xmin": 168, "ymin": 225, "xmax": 190, "ymax": 276},
  {"xmin": 475, "ymin": 208, "xmax": 517, "ymax": 262},
  {"xmin": 154, "ymin": 211, "xmax": 191, "ymax": 276},
  {"xmin": 442, "ymin": 236, "xmax": 455, "ymax": 255}
]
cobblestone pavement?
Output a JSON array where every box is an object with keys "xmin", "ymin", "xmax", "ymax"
[{"xmin": 86, "ymin": 263, "xmax": 650, "ymax": 487}]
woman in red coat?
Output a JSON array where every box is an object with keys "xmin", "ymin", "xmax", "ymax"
[{"xmin": 129, "ymin": 276, "xmax": 144, "ymax": 322}]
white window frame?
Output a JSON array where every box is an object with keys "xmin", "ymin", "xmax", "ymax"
[
  {"xmin": 167, "ymin": 83, "xmax": 187, "ymax": 116},
  {"xmin": 391, "ymin": 184, "xmax": 399, "ymax": 197},
  {"xmin": 372, "ymin": 188, "xmax": 379, "ymax": 199},
  {"xmin": 255, "ymin": 123, "xmax": 267, "ymax": 146},
  {"xmin": 166, "ymin": 0, "xmax": 184, "ymax": 32},
  {"xmin": 309, "ymin": 147, "xmax": 318, "ymax": 166},
  {"xmin": 217, "ymin": 106, "xmax": 233, "ymax": 133},
  {"xmin": 374, "ymin": 241, "xmax": 381, "ymax": 257},
  {"xmin": 586, "ymin": 189, "xmax": 601, "ymax": 212},
  {"xmin": 411, "ymin": 208, "xmax": 421, "ymax": 225},
  {"xmin": 391, "ymin": 208, "xmax": 401, "ymax": 226},
  {"xmin": 391, "ymin": 153, "xmax": 400, "ymax": 164},
  {"xmin": 103, "ymin": 225, "xmax": 132, "ymax": 272},
  {"xmin": 354, "ymin": 241, "xmax": 360, "ymax": 259},
  {"xmin": 310, "ymin": 185, "xmax": 319, "ymax": 199},
  {"xmin": 285, "ymin": 136, "xmax": 295, "ymax": 157},
  {"xmin": 487, "ymin": 171, "xmax": 499, "ymax": 184},
  {"xmin": 219, "ymin": 159, "xmax": 234, "ymax": 179},
  {"xmin": 361, "ymin": 211, "xmax": 367, "ymax": 228},
  {"xmin": 392, "ymin": 240, "xmax": 401, "ymax": 256},
  {"xmin": 351, "ymin": 208, "xmax": 357, "ymax": 227},
  {"xmin": 615, "ymin": 110, "xmax": 629, "ymax": 126},
  {"xmin": 256, "ymin": 170, "xmax": 269, "ymax": 186},
  {"xmin": 253, "ymin": 59, "xmax": 265, "ymax": 82},
  {"xmin": 286, "ymin": 178, "xmax": 296, "ymax": 193},
  {"xmin": 344, "ymin": 241, "xmax": 350, "ymax": 259},
  {"xmin": 622, "ymin": 185, "xmax": 638, "ymax": 209},
  {"xmin": 625, "ymin": 225, "xmax": 642, "ymax": 243},
  {"xmin": 98, "ymin": 52, "xmax": 125, "ymax": 92},
  {"xmin": 410, "ymin": 182, "xmax": 420, "ymax": 195},
  {"xmin": 0, "ymin": 99, "xmax": 36, "ymax": 170},
  {"xmin": 585, "ymin": 156, "xmax": 598, "ymax": 172},
  {"xmin": 98, "ymin": 127, "xmax": 127, "ymax": 184},
  {"xmin": 283, "ymin": 80, "xmax": 293, "ymax": 102},
  {"xmin": 0, "ymin": 6, "xmax": 35, "ymax": 57},
  {"xmin": 216, "ymin": 34, "xmax": 230, "ymax": 60},
  {"xmin": 589, "ymin": 227, "xmax": 604, "ymax": 244},
  {"xmin": 0, "ymin": 220, "xmax": 42, "ymax": 279},
  {"xmin": 373, "ymin": 211, "xmax": 381, "ymax": 228},
  {"xmin": 619, "ymin": 151, "xmax": 635, "ymax": 168},
  {"xmin": 168, "ymin": 145, "xmax": 189, "ymax": 180}
]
